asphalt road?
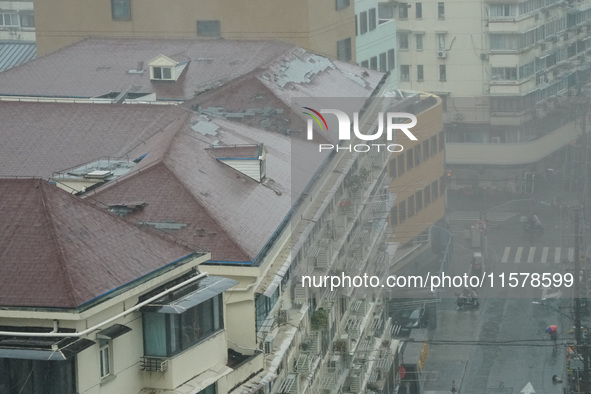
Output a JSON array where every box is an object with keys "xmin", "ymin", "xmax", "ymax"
[{"xmin": 422, "ymin": 200, "xmax": 578, "ymax": 393}]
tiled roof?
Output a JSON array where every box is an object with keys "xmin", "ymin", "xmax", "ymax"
[
  {"xmin": 0, "ymin": 38, "xmax": 295, "ymax": 100},
  {"xmin": 0, "ymin": 102, "xmax": 188, "ymax": 178},
  {"xmin": 0, "ymin": 41, "xmax": 36, "ymax": 72},
  {"xmin": 0, "ymin": 178, "xmax": 203, "ymax": 309}
]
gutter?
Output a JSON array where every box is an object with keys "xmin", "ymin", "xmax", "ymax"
[{"xmin": 0, "ymin": 272, "xmax": 209, "ymax": 338}]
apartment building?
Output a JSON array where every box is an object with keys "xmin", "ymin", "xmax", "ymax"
[
  {"xmin": 390, "ymin": 0, "xmax": 591, "ymax": 193},
  {"xmin": 32, "ymin": 0, "xmax": 355, "ymax": 60},
  {"xmin": 0, "ymin": 178, "xmax": 262, "ymax": 394},
  {"xmin": 0, "ymin": 38, "xmax": 446, "ymax": 393},
  {"xmin": 0, "ymin": 0, "xmax": 35, "ymax": 41}
]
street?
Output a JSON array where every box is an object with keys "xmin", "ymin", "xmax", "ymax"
[{"xmin": 422, "ymin": 198, "xmax": 580, "ymax": 393}]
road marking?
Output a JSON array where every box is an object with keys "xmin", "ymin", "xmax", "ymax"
[
  {"xmin": 555, "ymin": 247, "xmax": 561, "ymax": 264},
  {"xmin": 527, "ymin": 247, "xmax": 535, "ymax": 263},
  {"xmin": 501, "ymin": 247, "xmax": 510, "ymax": 264},
  {"xmin": 541, "ymin": 247, "xmax": 549, "ymax": 264},
  {"xmin": 514, "ymin": 247, "xmax": 523, "ymax": 264}
]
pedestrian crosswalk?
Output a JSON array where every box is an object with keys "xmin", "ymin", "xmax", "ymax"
[
  {"xmin": 447, "ymin": 210, "xmax": 518, "ymax": 229},
  {"xmin": 499, "ymin": 246, "xmax": 574, "ymax": 264}
]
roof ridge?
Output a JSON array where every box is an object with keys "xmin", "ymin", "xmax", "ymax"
[
  {"xmin": 160, "ymin": 161, "xmax": 253, "ymax": 261},
  {"xmin": 38, "ymin": 180, "xmax": 78, "ymax": 306}
]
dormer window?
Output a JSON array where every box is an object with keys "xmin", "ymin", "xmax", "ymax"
[
  {"xmin": 153, "ymin": 66, "xmax": 172, "ymax": 80},
  {"xmin": 148, "ymin": 54, "xmax": 190, "ymax": 82}
]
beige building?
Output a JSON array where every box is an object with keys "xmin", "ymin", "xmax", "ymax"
[
  {"xmin": 33, "ymin": 0, "xmax": 356, "ymax": 60},
  {"xmin": 391, "ymin": 0, "xmax": 591, "ymax": 193}
]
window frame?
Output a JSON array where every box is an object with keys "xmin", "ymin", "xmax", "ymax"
[
  {"xmin": 336, "ymin": 0, "xmax": 350, "ymax": 11},
  {"xmin": 417, "ymin": 64, "xmax": 424, "ymax": 81},
  {"xmin": 197, "ymin": 20, "xmax": 221, "ymax": 37},
  {"xmin": 111, "ymin": 0, "xmax": 131, "ymax": 21},
  {"xmin": 439, "ymin": 65, "xmax": 447, "ymax": 81},
  {"xmin": 337, "ymin": 37, "xmax": 352, "ymax": 61},
  {"xmin": 99, "ymin": 338, "xmax": 112, "ymax": 379},
  {"xmin": 152, "ymin": 66, "xmax": 173, "ymax": 81},
  {"xmin": 400, "ymin": 64, "xmax": 410, "ymax": 81},
  {"xmin": 416, "ymin": 2, "xmax": 423, "ymax": 18},
  {"xmin": 0, "ymin": 13, "xmax": 19, "ymax": 27},
  {"xmin": 416, "ymin": 34, "xmax": 424, "ymax": 50},
  {"xmin": 399, "ymin": 32, "xmax": 409, "ymax": 50},
  {"xmin": 438, "ymin": 2, "xmax": 445, "ymax": 19}
]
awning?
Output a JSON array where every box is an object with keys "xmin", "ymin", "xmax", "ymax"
[
  {"xmin": 97, "ymin": 324, "xmax": 132, "ymax": 340},
  {"xmin": 141, "ymin": 276, "xmax": 238, "ymax": 314},
  {"xmin": 0, "ymin": 337, "xmax": 94, "ymax": 361}
]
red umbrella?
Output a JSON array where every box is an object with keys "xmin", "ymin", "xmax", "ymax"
[{"xmin": 546, "ymin": 325, "xmax": 558, "ymax": 333}]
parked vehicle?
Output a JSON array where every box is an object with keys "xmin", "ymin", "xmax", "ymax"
[{"xmin": 457, "ymin": 288, "xmax": 479, "ymax": 310}]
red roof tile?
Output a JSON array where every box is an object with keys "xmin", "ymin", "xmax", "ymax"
[{"xmin": 0, "ymin": 178, "xmax": 203, "ymax": 309}]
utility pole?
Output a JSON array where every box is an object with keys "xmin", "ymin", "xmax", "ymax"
[{"xmin": 574, "ymin": 206, "xmax": 589, "ymax": 393}]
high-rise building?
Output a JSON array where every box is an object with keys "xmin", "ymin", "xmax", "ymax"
[{"xmin": 389, "ymin": 0, "xmax": 591, "ymax": 193}]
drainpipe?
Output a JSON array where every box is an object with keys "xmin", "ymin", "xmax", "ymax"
[{"xmin": 0, "ymin": 272, "xmax": 209, "ymax": 338}]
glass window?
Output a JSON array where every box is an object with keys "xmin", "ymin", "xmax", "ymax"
[
  {"xmin": 416, "ymin": 2, "xmax": 423, "ymax": 18},
  {"xmin": 399, "ymin": 201, "xmax": 407, "ymax": 222},
  {"xmin": 430, "ymin": 135, "xmax": 438, "ymax": 156},
  {"xmin": 360, "ymin": 12, "xmax": 368, "ymax": 35},
  {"xmin": 197, "ymin": 383, "xmax": 217, "ymax": 394},
  {"xmin": 406, "ymin": 147, "xmax": 414, "ymax": 170},
  {"xmin": 417, "ymin": 65, "xmax": 424, "ymax": 80},
  {"xmin": 416, "ymin": 34, "xmax": 423, "ymax": 50},
  {"xmin": 437, "ymin": 33, "xmax": 446, "ymax": 50},
  {"xmin": 152, "ymin": 67, "xmax": 173, "ymax": 80},
  {"xmin": 0, "ymin": 13, "xmax": 19, "ymax": 26},
  {"xmin": 440, "ymin": 175, "xmax": 446, "ymax": 196},
  {"xmin": 439, "ymin": 130, "xmax": 445, "ymax": 151},
  {"xmin": 337, "ymin": 38, "xmax": 352, "ymax": 61},
  {"xmin": 20, "ymin": 12, "xmax": 34, "ymax": 28},
  {"xmin": 111, "ymin": 0, "xmax": 131, "ymax": 20},
  {"xmin": 361, "ymin": 60, "xmax": 369, "ymax": 68},
  {"xmin": 369, "ymin": 8, "xmax": 377, "ymax": 31},
  {"xmin": 99, "ymin": 339, "xmax": 111, "ymax": 378},
  {"xmin": 399, "ymin": 3, "xmax": 409, "ymax": 19},
  {"xmin": 400, "ymin": 65, "xmax": 410, "ymax": 81},
  {"xmin": 197, "ymin": 20, "xmax": 221, "ymax": 37},
  {"xmin": 388, "ymin": 159, "xmax": 397, "ymax": 179},
  {"xmin": 143, "ymin": 294, "xmax": 224, "ymax": 357},
  {"xmin": 397, "ymin": 154, "xmax": 405, "ymax": 176},
  {"xmin": 414, "ymin": 145, "xmax": 421, "ymax": 166},
  {"xmin": 408, "ymin": 195, "xmax": 415, "ymax": 217},
  {"xmin": 438, "ymin": 2, "xmax": 445, "ymax": 18},
  {"xmin": 0, "ymin": 358, "xmax": 76, "ymax": 394},
  {"xmin": 390, "ymin": 205, "xmax": 398, "ymax": 226},
  {"xmin": 439, "ymin": 65, "xmax": 446, "ymax": 81},
  {"xmin": 432, "ymin": 180, "xmax": 439, "ymax": 200},
  {"xmin": 336, "ymin": 0, "xmax": 350, "ymax": 10},
  {"xmin": 379, "ymin": 52, "xmax": 387, "ymax": 72},
  {"xmin": 423, "ymin": 139, "xmax": 430, "ymax": 160},
  {"xmin": 370, "ymin": 56, "xmax": 378, "ymax": 70},
  {"xmin": 399, "ymin": 32, "xmax": 409, "ymax": 49},
  {"xmin": 424, "ymin": 185, "xmax": 431, "ymax": 205},
  {"xmin": 416, "ymin": 190, "xmax": 423, "ymax": 211},
  {"xmin": 388, "ymin": 49, "xmax": 396, "ymax": 70}
]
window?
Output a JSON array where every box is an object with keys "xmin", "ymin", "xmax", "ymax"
[
  {"xmin": 430, "ymin": 135, "xmax": 438, "ymax": 156},
  {"xmin": 255, "ymin": 288, "xmax": 279, "ymax": 331},
  {"xmin": 388, "ymin": 158, "xmax": 397, "ymax": 179},
  {"xmin": 432, "ymin": 180, "xmax": 439, "ymax": 200},
  {"xmin": 152, "ymin": 67, "xmax": 172, "ymax": 80},
  {"xmin": 397, "ymin": 154, "xmax": 405, "ymax": 176},
  {"xmin": 360, "ymin": 11, "xmax": 368, "ymax": 35},
  {"xmin": 414, "ymin": 145, "xmax": 421, "ymax": 166},
  {"xmin": 336, "ymin": 0, "xmax": 350, "ymax": 10},
  {"xmin": 424, "ymin": 185, "xmax": 431, "ymax": 205},
  {"xmin": 143, "ymin": 294, "xmax": 224, "ymax": 357},
  {"xmin": 369, "ymin": 8, "xmax": 377, "ymax": 31},
  {"xmin": 197, "ymin": 20, "xmax": 221, "ymax": 37},
  {"xmin": 399, "ymin": 32, "xmax": 409, "ymax": 49},
  {"xmin": 440, "ymin": 175, "xmax": 446, "ymax": 195},
  {"xmin": 390, "ymin": 205, "xmax": 398, "ymax": 226},
  {"xmin": 491, "ymin": 67, "xmax": 517, "ymax": 81},
  {"xmin": 0, "ymin": 13, "xmax": 19, "ymax": 27},
  {"xmin": 422, "ymin": 139, "xmax": 430, "ymax": 160},
  {"xmin": 416, "ymin": 190, "xmax": 423, "ymax": 211},
  {"xmin": 406, "ymin": 147, "xmax": 414, "ymax": 170},
  {"xmin": 399, "ymin": 201, "xmax": 407, "ymax": 222},
  {"xmin": 439, "ymin": 130, "xmax": 445, "ymax": 151},
  {"xmin": 438, "ymin": 2, "xmax": 445, "ymax": 18},
  {"xmin": 111, "ymin": 0, "xmax": 131, "ymax": 20},
  {"xmin": 197, "ymin": 383, "xmax": 217, "ymax": 394},
  {"xmin": 370, "ymin": 56, "xmax": 378, "ymax": 70},
  {"xmin": 416, "ymin": 2, "xmax": 423, "ymax": 18},
  {"xmin": 337, "ymin": 38, "xmax": 352, "ymax": 61},
  {"xmin": 379, "ymin": 52, "xmax": 387, "ymax": 72},
  {"xmin": 417, "ymin": 65, "xmax": 424, "ymax": 81},
  {"xmin": 0, "ymin": 358, "xmax": 76, "ymax": 394},
  {"xmin": 361, "ymin": 60, "xmax": 369, "ymax": 68},
  {"xmin": 99, "ymin": 338, "xmax": 112, "ymax": 379},
  {"xmin": 388, "ymin": 49, "xmax": 396, "ymax": 70},
  {"xmin": 19, "ymin": 12, "xmax": 34, "ymax": 28},
  {"xmin": 416, "ymin": 34, "xmax": 423, "ymax": 50},
  {"xmin": 399, "ymin": 3, "xmax": 409, "ymax": 19},
  {"xmin": 401, "ymin": 65, "xmax": 410, "ymax": 81},
  {"xmin": 408, "ymin": 195, "xmax": 415, "ymax": 217},
  {"xmin": 439, "ymin": 65, "xmax": 446, "ymax": 81},
  {"xmin": 437, "ymin": 33, "xmax": 446, "ymax": 50}
]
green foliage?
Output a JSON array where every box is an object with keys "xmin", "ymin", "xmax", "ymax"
[{"xmin": 310, "ymin": 308, "xmax": 329, "ymax": 331}]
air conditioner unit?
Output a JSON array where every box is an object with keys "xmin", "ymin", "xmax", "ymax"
[
  {"xmin": 437, "ymin": 50, "xmax": 447, "ymax": 58},
  {"xmin": 480, "ymin": 53, "xmax": 489, "ymax": 61},
  {"xmin": 140, "ymin": 357, "xmax": 169, "ymax": 372}
]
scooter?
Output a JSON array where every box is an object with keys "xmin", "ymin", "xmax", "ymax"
[
  {"xmin": 523, "ymin": 220, "xmax": 544, "ymax": 233},
  {"xmin": 456, "ymin": 291, "xmax": 479, "ymax": 310}
]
